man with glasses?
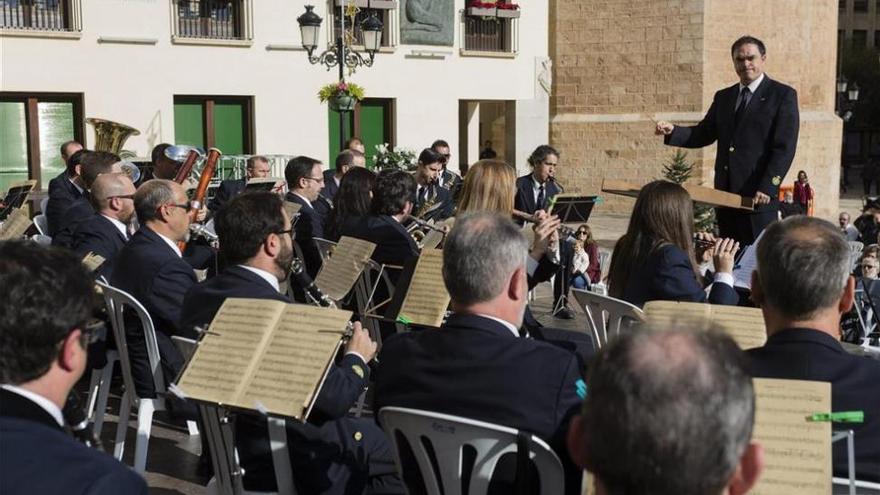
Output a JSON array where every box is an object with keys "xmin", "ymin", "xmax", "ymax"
[
  {"xmin": 0, "ymin": 241, "xmax": 147, "ymax": 494},
  {"xmin": 431, "ymin": 139, "xmax": 462, "ymax": 193},
  {"xmin": 208, "ymin": 155, "xmax": 272, "ymax": 213},
  {"xmin": 285, "ymin": 156, "xmax": 326, "ymax": 281},
  {"xmin": 52, "ymin": 151, "xmax": 122, "ymax": 249},
  {"xmin": 70, "ymin": 173, "xmax": 136, "ymax": 279},
  {"xmin": 111, "ymin": 179, "xmax": 199, "ymax": 399}
]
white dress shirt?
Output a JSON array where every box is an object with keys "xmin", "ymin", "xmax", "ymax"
[
  {"xmin": 736, "ymin": 72, "xmax": 765, "ymax": 109},
  {"xmin": 238, "ymin": 265, "xmax": 280, "ymax": 293},
  {"xmin": 475, "ymin": 313, "xmax": 520, "ymax": 338},
  {"xmin": 101, "ymin": 214, "xmax": 129, "ymax": 239},
  {"xmin": 155, "ymin": 230, "xmax": 182, "ymax": 257},
  {"xmin": 1, "ymin": 384, "xmax": 64, "ymax": 427},
  {"xmin": 291, "ymin": 192, "xmax": 313, "ymax": 209}
]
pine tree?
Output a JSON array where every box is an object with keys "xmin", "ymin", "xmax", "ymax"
[{"xmin": 661, "ymin": 150, "xmax": 717, "ymax": 233}]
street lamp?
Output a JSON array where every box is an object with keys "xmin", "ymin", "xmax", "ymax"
[{"xmin": 296, "ymin": 4, "xmax": 383, "ymax": 149}]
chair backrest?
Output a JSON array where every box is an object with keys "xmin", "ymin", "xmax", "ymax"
[
  {"xmin": 30, "ymin": 234, "xmax": 52, "ymax": 246},
  {"xmin": 597, "ymin": 248, "xmax": 611, "ymax": 278},
  {"xmin": 380, "ymin": 407, "xmax": 565, "ymax": 495},
  {"xmin": 313, "ymin": 237, "xmax": 336, "ymax": 264},
  {"xmin": 39, "ymin": 197, "xmax": 49, "ymax": 213},
  {"xmin": 33, "ymin": 214, "xmax": 48, "ymax": 235},
  {"xmin": 96, "ymin": 281, "xmax": 166, "ymax": 401},
  {"xmin": 849, "ymin": 241, "xmax": 865, "ymax": 254},
  {"xmin": 571, "ymin": 288, "xmax": 644, "ymax": 349}
]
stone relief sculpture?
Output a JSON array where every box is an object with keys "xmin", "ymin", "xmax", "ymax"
[
  {"xmin": 400, "ymin": 0, "xmax": 454, "ymax": 46},
  {"xmin": 537, "ymin": 57, "xmax": 553, "ymax": 97}
]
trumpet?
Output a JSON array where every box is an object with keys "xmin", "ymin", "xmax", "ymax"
[{"xmin": 512, "ymin": 209, "xmax": 576, "ymax": 237}]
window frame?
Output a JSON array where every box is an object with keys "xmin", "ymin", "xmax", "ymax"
[
  {"xmin": 459, "ymin": 10, "xmax": 519, "ymax": 58},
  {"xmin": 170, "ymin": 0, "xmax": 254, "ymax": 47},
  {"xmin": 0, "ymin": 0, "xmax": 83, "ymax": 39},
  {"xmin": 173, "ymin": 95, "xmax": 255, "ymax": 154},
  {"xmin": 327, "ymin": 0, "xmax": 398, "ymax": 51}
]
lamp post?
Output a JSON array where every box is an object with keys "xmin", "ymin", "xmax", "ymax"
[{"xmin": 297, "ymin": 4, "xmax": 383, "ymax": 150}]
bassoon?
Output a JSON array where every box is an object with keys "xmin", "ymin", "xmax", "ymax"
[{"xmin": 178, "ymin": 148, "xmax": 221, "ymax": 252}]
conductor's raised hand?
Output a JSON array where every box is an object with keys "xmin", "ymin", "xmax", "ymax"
[
  {"xmin": 712, "ymin": 238, "xmax": 741, "ymax": 274},
  {"xmin": 655, "ymin": 121, "xmax": 675, "ymax": 136},
  {"xmin": 345, "ymin": 322, "xmax": 378, "ymax": 363}
]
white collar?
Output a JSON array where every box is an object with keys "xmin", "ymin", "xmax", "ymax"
[
  {"xmin": 155, "ymin": 230, "xmax": 182, "ymax": 257},
  {"xmin": 739, "ymin": 73, "xmax": 765, "ymax": 94},
  {"xmin": 531, "ymin": 175, "xmax": 546, "ymax": 191},
  {"xmin": 101, "ymin": 214, "xmax": 129, "ymax": 238},
  {"xmin": 475, "ymin": 313, "xmax": 520, "ymax": 337},
  {"xmin": 1, "ymin": 384, "xmax": 64, "ymax": 427},
  {"xmin": 69, "ymin": 177, "xmax": 84, "ymax": 194},
  {"xmin": 291, "ymin": 192, "xmax": 313, "ymax": 209},
  {"xmin": 237, "ymin": 265, "xmax": 280, "ymax": 292}
]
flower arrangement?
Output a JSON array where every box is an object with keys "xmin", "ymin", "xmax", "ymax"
[
  {"xmin": 317, "ymin": 81, "xmax": 366, "ymax": 103},
  {"xmin": 372, "ymin": 143, "xmax": 418, "ymax": 171},
  {"xmin": 467, "ymin": 0, "xmax": 519, "ymax": 8}
]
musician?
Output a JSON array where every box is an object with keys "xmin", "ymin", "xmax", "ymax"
[
  {"xmin": 285, "ymin": 156, "xmax": 326, "ymax": 279},
  {"xmin": 70, "ymin": 173, "xmax": 136, "ymax": 280},
  {"xmin": 180, "ymin": 192, "xmax": 401, "ymax": 494},
  {"xmin": 340, "ymin": 169, "xmax": 419, "ymax": 282},
  {"xmin": 607, "ymin": 180, "xmax": 740, "ymax": 308},
  {"xmin": 431, "ymin": 139, "xmax": 461, "ymax": 192},
  {"xmin": 412, "ymin": 148, "xmax": 454, "ymax": 221},
  {"xmin": 148, "ymin": 143, "xmax": 180, "ymax": 181},
  {"xmin": 52, "ymin": 151, "xmax": 122, "ymax": 249},
  {"xmin": 0, "ymin": 241, "xmax": 147, "ymax": 494},
  {"xmin": 374, "ymin": 212, "xmax": 585, "ymax": 495},
  {"xmin": 321, "ymin": 150, "xmax": 357, "ymax": 202},
  {"xmin": 45, "ymin": 141, "xmax": 84, "ymax": 235},
  {"xmin": 514, "ymin": 145, "xmax": 574, "ymax": 319},
  {"xmin": 110, "ymin": 180, "xmax": 198, "ymax": 398},
  {"xmin": 325, "ymin": 167, "xmax": 376, "ymax": 242},
  {"xmin": 344, "ymin": 136, "xmax": 366, "ymax": 155},
  {"xmin": 208, "ymin": 155, "xmax": 271, "ymax": 213}
]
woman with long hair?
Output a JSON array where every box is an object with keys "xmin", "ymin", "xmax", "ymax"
[
  {"xmin": 607, "ymin": 180, "xmax": 740, "ymax": 307},
  {"xmin": 793, "ymin": 169, "xmax": 814, "ymax": 215},
  {"xmin": 457, "ymin": 159, "xmax": 517, "ymax": 216},
  {"xmin": 570, "ymin": 224, "xmax": 601, "ymax": 290},
  {"xmin": 325, "ymin": 167, "xmax": 376, "ymax": 241}
]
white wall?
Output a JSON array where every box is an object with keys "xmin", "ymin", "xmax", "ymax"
[{"xmin": 0, "ymin": 0, "xmax": 549, "ymax": 172}]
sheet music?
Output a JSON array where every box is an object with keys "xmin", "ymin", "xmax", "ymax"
[
  {"xmin": 0, "ymin": 208, "xmax": 32, "ymax": 240},
  {"xmin": 733, "ymin": 229, "xmax": 767, "ymax": 289},
  {"xmin": 176, "ymin": 298, "xmax": 286, "ymax": 406},
  {"xmin": 398, "ymin": 249, "xmax": 450, "ymax": 328},
  {"xmin": 751, "ymin": 378, "xmax": 831, "ymax": 495},
  {"xmin": 315, "ymin": 236, "xmax": 376, "ymax": 301},
  {"xmin": 420, "ymin": 224, "xmax": 447, "ymax": 250},
  {"xmin": 642, "ymin": 301, "xmax": 767, "ymax": 349},
  {"xmin": 283, "ymin": 201, "xmax": 302, "ymax": 220},
  {"xmin": 81, "ymin": 252, "xmax": 107, "ymax": 272},
  {"xmin": 240, "ymin": 305, "xmax": 351, "ymax": 421}
]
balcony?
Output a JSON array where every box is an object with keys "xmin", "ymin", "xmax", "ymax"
[
  {"xmin": 172, "ymin": 0, "xmax": 253, "ymax": 46},
  {"xmin": 0, "ymin": 0, "xmax": 82, "ymax": 37},
  {"xmin": 461, "ymin": 14, "xmax": 518, "ymax": 57}
]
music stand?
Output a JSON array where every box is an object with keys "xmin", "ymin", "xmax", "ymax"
[
  {"xmin": 0, "ymin": 180, "xmax": 36, "ymax": 221},
  {"xmin": 550, "ymin": 194, "xmax": 599, "ymax": 225}
]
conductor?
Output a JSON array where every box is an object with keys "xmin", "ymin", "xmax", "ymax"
[{"xmin": 655, "ymin": 35, "xmax": 799, "ymax": 244}]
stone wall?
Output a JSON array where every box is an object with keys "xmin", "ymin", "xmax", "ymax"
[{"xmin": 550, "ymin": 0, "xmax": 842, "ymax": 220}]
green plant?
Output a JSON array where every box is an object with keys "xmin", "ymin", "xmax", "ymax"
[
  {"xmin": 372, "ymin": 143, "xmax": 417, "ymax": 171},
  {"xmin": 317, "ymin": 81, "xmax": 366, "ymax": 103},
  {"xmin": 661, "ymin": 150, "xmax": 717, "ymax": 233}
]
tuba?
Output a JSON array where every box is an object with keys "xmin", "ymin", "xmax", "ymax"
[{"xmin": 85, "ymin": 118, "xmax": 140, "ymax": 156}]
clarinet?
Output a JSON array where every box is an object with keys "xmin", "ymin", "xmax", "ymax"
[
  {"xmin": 62, "ymin": 390, "xmax": 103, "ymax": 451},
  {"xmin": 290, "ymin": 257, "xmax": 334, "ymax": 308}
]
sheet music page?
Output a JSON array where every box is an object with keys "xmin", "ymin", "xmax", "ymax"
[
  {"xmin": 81, "ymin": 252, "xmax": 107, "ymax": 272},
  {"xmin": 176, "ymin": 298, "xmax": 286, "ymax": 406},
  {"xmin": 751, "ymin": 378, "xmax": 831, "ymax": 495},
  {"xmin": 398, "ymin": 249, "xmax": 450, "ymax": 328},
  {"xmin": 315, "ymin": 236, "xmax": 376, "ymax": 301},
  {"xmin": 642, "ymin": 301, "xmax": 767, "ymax": 349},
  {"xmin": 733, "ymin": 229, "xmax": 767, "ymax": 289},
  {"xmin": 420, "ymin": 227, "xmax": 446, "ymax": 250},
  {"xmin": 239, "ymin": 305, "xmax": 351, "ymax": 421},
  {"xmin": 283, "ymin": 201, "xmax": 302, "ymax": 220},
  {"xmin": 0, "ymin": 208, "xmax": 32, "ymax": 240}
]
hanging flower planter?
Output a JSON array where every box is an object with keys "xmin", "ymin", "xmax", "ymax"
[
  {"xmin": 329, "ymin": 94, "xmax": 357, "ymax": 112},
  {"xmin": 318, "ymin": 81, "xmax": 365, "ymax": 113}
]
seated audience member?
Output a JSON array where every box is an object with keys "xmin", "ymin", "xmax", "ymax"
[
  {"xmin": 571, "ymin": 224, "xmax": 601, "ymax": 290},
  {"xmin": 411, "ymin": 148, "xmax": 454, "ymax": 221},
  {"xmin": 180, "ymin": 192, "xmax": 400, "ymax": 494},
  {"xmin": 748, "ymin": 216, "xmax": 880, "ymax": 481},
  {"xmin": 325, "ymin": 167, "xmax": 376, "ymax": 242},
  {"xmin": 374, "ymin": 212, "xmax": 584, "ymax": 494},
  {"xmin": 284, "ymin": 156, "xmax": 326, "ymax": 279},
  {"xmin": 71, "ymin": 173, "xmax": 136, "ymax": 280},
  {"xmin": 607, "ymin": 180, "xmax": 740, "ymax": 308},
  {"xmin": 0, "ymin": 241, "xmax": 147, "ymax": 494},
  {"xmin": 45, "ymin": 141, "xmax": 84, "ymax": 235},
  {"xmin": 340, "ymin": 168, "xmax": 419, "ymax": 278},
  {"xmin": 840, "ymin": 212, "xmax": 860, "ymax": 242},
  {"xmin": 208, "ymin": 155, "xmax": 271, "ymax": 212},
  {"xmin": 567, "ymin": 327, "xmax": 763, "ymax": 495},
  {"xmin": 778, "ymin": 190, "xmax": 804, "ymax": 219},
  {"xmin": 52, "ymin": 151, "xmax": 122, "ymax": 249},
  {"xmin": 110, "ymin": 180, "xmax": 198, "ymax": 398}
]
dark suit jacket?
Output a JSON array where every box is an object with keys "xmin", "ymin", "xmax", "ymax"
[
  {"xmin": 0, "ymin": 389, "xmax": 147, "ymax": 494},
  {"xmin": 51, "ymin": 194, "xmax": 95, "ymax": 249},
  {"xmin": 286, "ymin": 192, "xmax": 324, "ymax": 279},
  {"xmin": 374, "ymin": 313, "xmax": 584, "ymax": 494},
  {"xmin": 621, "ymin": 244, "xmax": 738, "ymax": 308},
  {"xmin": 45, "ymin": 172, "xmax": 82, "ymax": 236},
  {"xmin": 71, "ymin": 213, "xmax": 128, "ymax": 280},
  {"xmin": 747, "ymin": 329, "xmax": 880, "ymax": 481},
  {"xmin": 208, "ymin": 178, "xmax": 246, "ymax": 212},
  {"xmin": 110, "ymin": 226, "xmax": 198, "ymax": 397},
  {"xmin": 514, "ymin": 173, "xmax": 563, "ymax": 219},
  {"xmin": 666, "ymin": 76, "xmax": 799, "ymax": 199},
  {"xmin": 412, "ymin": 182, "xmax": 454, "ymax": 221},
  {"xmin": 180, "ymin": 266, "xmax": 374, "ymax": 492},
  {"xmin": 340, "ymin": 214, "xmax": 419, "ymax": 276},
  {"xmin": 322, "ymin": 169, "xmax": 341, "ymax": 201}
]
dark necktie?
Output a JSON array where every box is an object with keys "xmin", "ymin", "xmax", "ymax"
[
  {"xmin": 536, "ymin": 184, "xmax": 545, "ymax": 211},
  {"xmin": 735, "ymin": 87, "xmax": 751, "ymax": 127},
  {"xmin": 418, "ymin": 185, "xmax": 428, "ymax": 205}
]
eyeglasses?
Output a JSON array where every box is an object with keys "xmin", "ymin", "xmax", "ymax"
[
  {"xmin": 75, "ymin": 319, "xmax": 105, "ymax": 346},
  {"xmin": 577, "ymin": 230, "xmax": 588, "ymax": 236},
  {"xmin": 164, "ymin": 201, "xmax": 192, "ymax": 211},
  {"xmin": 275, "ymin": 228, "xmax": 294, "ymax": 237},
  {"xmin": 863, "ymin": 265, "xmax": 879, "ymax": 270},
  {"xmin": 304, "ymin": 176, "xmax": 325, "ymax": 184}
]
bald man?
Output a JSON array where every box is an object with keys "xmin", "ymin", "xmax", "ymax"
[{"xmin": 71, "ymin": 173, "xmax": 136, "ymax": 279}]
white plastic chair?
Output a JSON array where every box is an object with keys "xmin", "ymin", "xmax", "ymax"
[
  {"xmin": 571, "ymin": 288, "xmax": 645, "ymax": 350},
  {"xmin": 380, "ymin": 407, "xmax": 565, "ymax": 495},
  {"xmin": 39, "ymin": 197, "xmax": 48, "ymax": 213},
  {"xmin": 33, "ymin": 214, "xmax": 48, "ymax": 235},
  {"xmin": 97, "ymin": 281, "xmax": 196, "ymax": 473},
  {"xmin": 30, "ymin": 234, "xmax": 52, "ymax": 246},
  {"xmin": 84, "ymin": 347, "xmax": 119, "ymax": 438}
]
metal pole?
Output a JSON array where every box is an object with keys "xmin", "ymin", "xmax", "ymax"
[{"xmin": 337, "ymin": 36, "xmax": 346, "ymax": 151}]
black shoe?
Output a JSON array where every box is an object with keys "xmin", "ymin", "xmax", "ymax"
[{"xmin": 554, "ymin": 307, "xmax": 575, "ymax": 320}]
